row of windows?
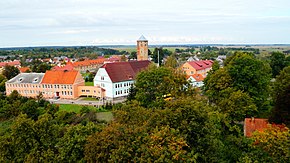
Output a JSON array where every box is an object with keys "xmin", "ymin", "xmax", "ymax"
[
  {"xmin": 81, "ymin": 90, "xmax": 99, "ymax": 93},
  {"xmin": 115, "ymin": 82, "xmax": 133, "ymax": 88},
  {"xmin": 6, "ymin": 83, "xmax": 73, "ymax": 90},
  {"xmin": 7, "ymin": 90, "xmax": 73, "ymax": 96},
  {"xmin": 115, "ymin": 89, "xmax": 130, "ymax": 95}
]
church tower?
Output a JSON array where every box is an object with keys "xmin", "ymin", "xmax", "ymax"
[{"xmin": 137, "ymin": 35, "xmax": 148, "ymax": 61}]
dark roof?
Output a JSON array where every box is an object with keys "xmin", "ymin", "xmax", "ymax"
[
  {"xmin": 137, "ymin": 35, "xmax": 148, "ymax": 41},
  {"xmin": 7, "ymin": 73, "xmax": 44, "ymax": 84},
  {"xmin": 101, "ymin": 60, "xmax": 150, "ymax": 82}
]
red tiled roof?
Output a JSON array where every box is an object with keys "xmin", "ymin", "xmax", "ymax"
[
  {"xmin": 187, "ymin": 60, "xmax": 213, "ymax": 71},
  {"xmin": 41, "ymin": 70, "xmax": 79, "ymax": 84},
  {"xmin": 0, "ymin": 60, "xmax": 21, "ymax": 67},
  {"xmin": 52, "ymin": 63, "xmax": 74, "ymax": 71},
  {"xmin": 18, "ymin": 67, "xmax": 30, "ymax": 73},
  {"xmin": 102, "ymin": 60, "xmax": 150, "ymax": 82},
  {"xmin": 72, "ymin": 58, "xmax": 105, "ymax": 67},
  {"xmin": 244, "ymin": 118, "xmax": 268, "ymax": 137},
  {"xmin": 187, "ymin": 74, "xmax": 204, "ymax": 82}
]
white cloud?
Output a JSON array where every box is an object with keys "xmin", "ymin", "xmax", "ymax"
[{"xmin": 0, "ymin": 0, "xmax": 290, "ymax": 47}]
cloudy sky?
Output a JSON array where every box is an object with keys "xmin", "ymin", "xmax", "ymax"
[{"xmin": 1, "ymin": 0, "xmax": 290, "ymax": 47}]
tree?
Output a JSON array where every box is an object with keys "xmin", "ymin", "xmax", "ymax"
[
  {"xmin": 270, "ymin": 51, "xmax": 286, "ymax": 77},
  {"xmin": 37, "ymin": 63, "xmax": 51, "ymax": 73},
  {"xmin": 120, "ymin": 54, "xmax": 127, "ymax": 62},
  {"xmin": 164, "ymin": 54, "xmax": 178, "ymax": 68},
  {"xmin": 128, "ymin": 51, "xmax": 137, "ymax": 60},
  {"xmin": 2, "ymin": 65, "xmax": 20, "ymax": 80},
  {"xmin": 0, "ymin": 74, "xmax": 7, "ymax": 92},
  {"xmin": 227, "ymin": 52, "xmax": 271, "ymax": 110},
  {"xmin": 204, "ymin": 52, "xmax": 271, "ymax": 117},
  {"xmin": 251, "ymin": 125, "xmax": 290, "ymax": 162},
  {"xmin": 133, "ymin": 66, "xmax": 191, "ymax": 108},
  {"xmin": 151, "ymin": 48, "xmax": 164, "ymax": 64},
  {"xmin": 269, "ymin": 66, "xmax": 290, "ymax": 127}
]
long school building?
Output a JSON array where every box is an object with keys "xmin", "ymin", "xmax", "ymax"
[{"xmin": 6, "ymin": 70, "xmax": 104, "ymax": 99}]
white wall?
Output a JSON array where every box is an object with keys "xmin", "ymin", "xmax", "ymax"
[
  {"xmin": 94, "ymin": 68, "xmax": 113, "ymax": 98},
  {"xmin": 94, "ymin": 68, "xmax": 135, "ymax": 98}
]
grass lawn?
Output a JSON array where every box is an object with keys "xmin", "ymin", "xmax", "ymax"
[
  {"xmin": 85, "ymin": 82, "xmax": 94, "ymax": 86},
  {"xmin": 59, "ymin": 104, "xmax": 96, "ymax": 113}
]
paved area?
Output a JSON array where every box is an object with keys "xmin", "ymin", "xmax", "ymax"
[{"xmin": 48, "ymin": 97, "xmax": 126, "ymax": 106}]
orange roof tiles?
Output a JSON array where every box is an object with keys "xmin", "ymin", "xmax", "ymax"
[
  {"xmin": 0, "ymin": 60, "xmax": 21, "ymax": 67},
  {"xmin": 72, "ymin": 58, "xmax": 105, "ymax": 67},
  {"xmin": 18, "ymin": 67, "xmax": 30, "ymax": 73},
  {"xmin": 244, "ymin": 118, "xmax": 268, "ymax": 137},
  {"xmin": 41, "ymin": 70, "xmax": 79, "ymax": 84},
  {"xmin": 187, "ymin": 74, "xmax": 204, "ymax": 82}
]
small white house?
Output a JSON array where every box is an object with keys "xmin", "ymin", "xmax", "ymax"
[
  {"xmin": 94, "ymin": 60, "xmax": 150, "ymax": 99},
  {"xmin": 187, "ymin": 74, "xmax": 204, "ymax": 88}
]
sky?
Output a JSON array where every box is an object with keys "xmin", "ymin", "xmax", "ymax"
[{"xmin": 0, "ymin": 0, "xmax": 290, "ymax": 47}]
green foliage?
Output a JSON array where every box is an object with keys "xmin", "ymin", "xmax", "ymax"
[
  {"xmin": 2, "ymin": 65, "xmax": 20, "ymax": 80},
  {"xmin": 249, "ymin": 125, "xmax": 290, "ymax": 162},
  {"xmin": 164, "ymin": 54, "xmax": 178, "ymax": 68},
  {"xmin": 0, "ymin": 74, "xmax": 7, "ymax": 92},
  {"xmin": 270, "ymin": 51, "xmax": 286, "ymax": 77},
  {"xmin": 133, "ymin": 66, "xmax": 191, "ymax": 108},
  {"xmin": 269, "ymin": 66, "xmax": 290, "ymax": 127},
  {"xmin": 204, "ymin": 52, "xmax": 272, "ymax": 118}
]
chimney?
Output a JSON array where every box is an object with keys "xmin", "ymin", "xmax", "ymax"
[{"xmin": 251, "ymin": 117, "xmax": 255, "ymax": 122}]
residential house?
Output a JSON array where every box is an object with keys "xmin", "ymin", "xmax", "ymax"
[
  {"xmin": 187, "ymin": 74, "xmax": 205, "ymax": 87},
  {"xmin": 71, "ymin": 58, "xmax": 105, "ymax": 73},
  {"xmin": 94, "ymin": 60, "xmax": 150, "ymax": 99},
  {"xmin": 181, "ymin": 60, "xmax": 213, "ymax": 77}
]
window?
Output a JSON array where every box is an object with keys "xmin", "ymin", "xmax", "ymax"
[
  {"xmin": 86, "ymin": 90, "xmax": 90, "ymax": 92},
  {"xmin": 101, "ymin": 76, "xmax": 104, "ymax": 80},
  {"xmin": 82, "ymin": 90, "xmax": 85, "ymax": 92}
]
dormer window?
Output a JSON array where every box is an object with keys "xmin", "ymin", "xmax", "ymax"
[
  {"xmin": 33, "ymin": 78, "xmax": 38, "ymax": 82},
  {"xmin": 19, "ymin": 78, "xmax": 23, "ymax": 82}
]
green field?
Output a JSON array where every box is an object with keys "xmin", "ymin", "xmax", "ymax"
[
  {"xmin": 85, "ymin": 82, "xmax": 94, "ymax": 86},
  {"xmin": 59, "ymin": 104, "xmax": 96, "ymax": 113}
]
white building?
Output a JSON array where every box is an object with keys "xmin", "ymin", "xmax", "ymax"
[
  {"xmin": 187, "ymin": 74, "xmax": 205, "ymax": 88},
  {"xmin": 94, "ymin": 60, "xmax": 150, "ymax": 99}
]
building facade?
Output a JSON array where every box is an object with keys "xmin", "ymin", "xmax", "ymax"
[
  {"xmin": 181, "ymin": 60, "xmax": 214, "ymax": 77},
  {"xmin": 94, "ymin": 60, "xmax": 150, "ymax": 99},
  {"xmin": 137, "ymin": 35, "xmax": 149, "ymax": 61}
]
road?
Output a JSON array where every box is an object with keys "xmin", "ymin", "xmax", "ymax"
[{"xmin": 48, "ymin": 97, "xmax": 126, "ymax": 106}]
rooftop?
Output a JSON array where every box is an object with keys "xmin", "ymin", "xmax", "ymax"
[
  {"xmin": 41, "ymin": 70, "xmax": 80, "ymax": 84},
  {"xmin": 101, "ymin": 60, "xmax": 150, "ymax": 82},
  {"xmin": 187, "ymin": 60, "xmax": 214, "ymax": 71},
  {"xmin": 137, "ymin": 35, "xmax": 148, "ymax": 41},
  {"xmin": 244, "ymin": 118, "xmax": 268, "ymax": 137},
  {"xmin": 7, "ymin": 73, "xmax": 44, "ymax": 84}
]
